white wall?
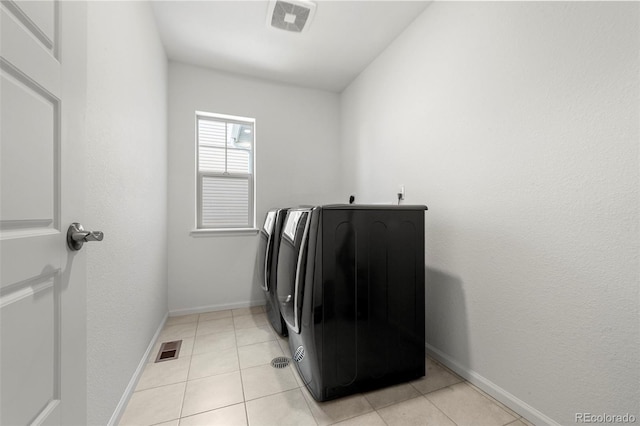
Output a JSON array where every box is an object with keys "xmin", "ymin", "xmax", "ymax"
[
  {"xmin": 85, "ymin": 2, "xmax": 168, "ymax": 425},
  {"xmin": 341, "ymin": 2, "xmax": 639, "ymax": 424},
  {"xmin": 168, "ymin": 62, "xmax": 341, "ymax": 313}
]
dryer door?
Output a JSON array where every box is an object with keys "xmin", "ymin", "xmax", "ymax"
[
  {"xmin": 276, "ymin": 209, "xmax": 311, "ymax": 334},
  {"xmin": 256, "ymin": 211, "xmax": 277, "ymax": 291}
]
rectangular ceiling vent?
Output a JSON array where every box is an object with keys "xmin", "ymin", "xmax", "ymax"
[{"xmin": 267, "ymin": 0, "xmax": 316, "ymax": 33}]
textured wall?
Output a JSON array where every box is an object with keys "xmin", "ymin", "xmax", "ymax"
[
  {"xmin": 167, "ymin": 62, "xmax": 342, "ymax": 313},
  {"xmin": 85, "ymin": 3, "xmax": 168, "ymax": 424},
  {"xmin": 341, "ymin": 2, "xmax": 639, "ymax": 424}
]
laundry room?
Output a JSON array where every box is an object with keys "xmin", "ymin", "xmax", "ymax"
[{"xmin": 0, "ymin": 1, "xmax": 637, "ymax": 426}]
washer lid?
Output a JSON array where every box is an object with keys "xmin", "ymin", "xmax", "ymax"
[{"xmin": 263, "ymin": 210, "xmax": 277, "ymax": 236}]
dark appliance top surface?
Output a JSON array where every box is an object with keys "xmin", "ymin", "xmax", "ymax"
[{"xmin": 321, "ymin": 204, "xmax": 427, "ymax": 211}]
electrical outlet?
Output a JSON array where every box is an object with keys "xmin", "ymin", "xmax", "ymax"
[{"xmin": 398, "ymin": 185, "xmax": 405, "ymax": 201}]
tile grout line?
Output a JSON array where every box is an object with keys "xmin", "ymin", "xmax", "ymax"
[
  {"xmin": 505, "ymin": 416, "xmax": 531, "ymax": 426},
  {"xmin": 369, "ymin": 393, "xmax": 451, "ymax": 426},
  {"xmin": 371, "ymin": 404, "xmax": 391, "ymax": 426},
  {"xmin": 291, "ymin": 365, "xmax": 319, "ymax": 426},
  {"xmin": 422, "ymin": 390, "xmax": 461, "ymax": 426},
  {"xmin": 464, "ymin": 381, "xmax": 522, "ymax": 421},
  {"xmin": 365, "ymin": 380, "xmax": 439, "ymax": 425},
  {"xmin": 233, "ymin": 315, "xmax": 251, "ymax": 426},
  {"xmin": 177, "ymin": 311, "xmax": 247, "ymax": 422},
  {"xmin": 423, "ymin": 378, "xmax": 522, "ymax": 426},
  {"xmin": 176, "ymin": 313, "xmax": 200, "ymax": 424}
]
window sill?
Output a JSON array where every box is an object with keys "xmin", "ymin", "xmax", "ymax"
[{"xmin": 190, "ymin": 228, "xmax": 259, "ymax": 237}]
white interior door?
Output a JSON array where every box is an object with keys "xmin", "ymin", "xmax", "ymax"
[{"xmin": 1, "ymin": 1, "xmax": 88, "ymax": 424}]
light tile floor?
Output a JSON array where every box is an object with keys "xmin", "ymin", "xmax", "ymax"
[{"xmin": 119, "ymin": 307, "xmax": 534, "ymax": 426}]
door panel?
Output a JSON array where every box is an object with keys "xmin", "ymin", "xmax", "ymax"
[
  {"xmin": 1, "ymin": 279, "xmax": 57, "ymax": 425},
  {"xmin": 0, "ymin": 2, "xmax": 60, "ymax": 91},
  {"xmin": 1, "ymin": 64, "xmax": 57, "ymax": 228},
  {"xmin": 6, "ymin": 0, "xmax": 56, "ymax": 46},
  {"xmin": 1, "ymin": 0, "xmax": 86, "ymax": 424}
]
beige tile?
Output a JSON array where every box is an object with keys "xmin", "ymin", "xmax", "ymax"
[
  {"xmin": 518, "ymin": 417, "xmax": 536, "ymax": 426},
  {"xmin": 301, "ymin": 386, "xmax": 373, "ymax": 426},
  {"xmin": 377, "ymin": 396, "xmax": 456, "ymax": 426},
  {"xmin": 410, "ymin": 358, "xmax": 463, "ymax": 395},
  {"xmin": 166, "ymin": 314, "xmax": 199, "ymax": 326},
  {"xmin": 119, "ymin": 382, "xmax": 185, "ymax": 426},
  {"xmin": 196, "ymin": 317, "xmax": 235, "ymax": 337},
  {"xmin": 148, "ymin": 342, "xmax": 163, "ymax": 363},
  {"xmin": 278, "ymin": 337, "xmax": 293, "ymax": 358},
  {"xmin": 136, "ymin": 356, "xmax": 191, "ymax": 391},
  {"xmin": 235, "ymin": 325, "xmax": 276, "ymax": 347},
  {"xmin": 159, "ymin": 322, "xmax": 198, "ymax": 341},
  {"xmin": 182, "ymin": 372, "xmax": 244, "ymax": 417},
  {"xmin": 467, "ymin": 382, "xmax": 522, "ymax": 419},
  {"xmin": 232, "ymin": 306, "xmax": 265, "ymax": 317},
  {"xmin": 179, "ymin": 337, "xmax": 195, "ymax": 358},
  {"xmin": 199, "ymin": 310, "xmax": 233, "ymax": 322},
  {"xmin": 245, "ymin": 389, "xmax": 316, "ymax": 426},
  {"xmin": 155, "ymin": 421, "xmax": 180, "ymax": 426},
  {"xmin": 192, "ymin": 331, "xmax": 236, "ymax": 355},
  {"xmin": 506, "ymin": 420, "xmax": 531, "ymax": 426},
  {"xmin": 426, "ymin": 383, "xmax": 517, "ymax": 426},
  {"xmin": 238, "ymin": 340, "xmax": 283, "ymax": 369},
  {"xmin": 291, "ymin": 363, "xmax": 306, "ymax": 388},
  {"xmin": 179, "ymin": 403, "xmax": 247, "ymax": 426},
  {"xmin": 188, "ymin": 347, "xmax": 239, "ymax": 380},
  {"xmin": 363, "ymin": 383, "xmax": 420, "ymax": 409},
  {"xmin": 332, "ymin": 411, "xmax": 387, "ymax": 426},
  {"xmin": 240, "ymin": 364, "xmax": 299, "ymax": 401},
  {"xmin": 233, "ymin": 312, "xmax": 269, "ymax": 330}
]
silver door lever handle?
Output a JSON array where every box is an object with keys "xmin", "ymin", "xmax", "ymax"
[
  {"xmin": 71, "ymin": 230, "xmax": 103, "ymax": 242},
  {"xmin": 67, "ymin": 223, "xmax": 104, "ymax": 251}
]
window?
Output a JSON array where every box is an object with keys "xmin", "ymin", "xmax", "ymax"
[{"xmin": 196, "ymin": 111, "xmax": 255, "ymax": 231}]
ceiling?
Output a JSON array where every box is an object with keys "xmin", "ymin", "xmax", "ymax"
[{"xmin": 151, "ymin": 1, "xmax": 431, "ymax": 93}]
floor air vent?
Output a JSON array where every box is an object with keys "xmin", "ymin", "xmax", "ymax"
[
  {"xmin": 271, "ymin": 357, "xmax": 291, "ymax": 369},
  {"xmin": 155, "ymin": 340, "xmax": 182, "ymax": 363}
]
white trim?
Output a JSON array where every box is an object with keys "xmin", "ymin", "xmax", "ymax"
[
  {"xmin": 0, "ymin": 227, "xmax": 58, "ymax": 241},
  {"xmin": 190, "ymin": 228, "xmax": 258, "ymax": 237},
  {"xmin": 195, "ymin": 110, "xmax": 255, "ymax": 124},
  {"xmin": 169, "ymin": 300, "xmax": 266, "ymax": 317},
  {"xmin": 107, "ymin": 312, "xmax": 169, "ymax": 426},
  {"xmin": 0, "ymin": 276, "xmax": 55, "ymax": 308},
  {"xmin": 425, "ymin": 343, "xmax": 561, "ymax": 426},
  {"xmin": 0, "ymin": 218, "xmax": 53, "ymax": 230},
  {"xmin": 31, "ymin": 399, "xmax": 60, "ymax": 426}
]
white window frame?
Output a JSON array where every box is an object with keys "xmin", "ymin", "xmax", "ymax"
[{"xmin": 193, "ymin": 111, "xmax": 257, "ymax": 235}]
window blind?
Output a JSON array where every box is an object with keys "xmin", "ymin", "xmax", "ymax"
[{"xmin": 201, "ymin": 176, "xmax": 250, "ymax": 228}]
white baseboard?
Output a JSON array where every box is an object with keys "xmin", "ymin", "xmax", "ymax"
[
  {"xmin": 425, "ymin": 343, "xmax": 560, "ymax": 426},
  {"xmin": 169, "ymin": 300, "xmax": 266, "ymax": 317},
  {"xmin": 107, "ymin": 312, "xmax": 169, "ymax": 426}
]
